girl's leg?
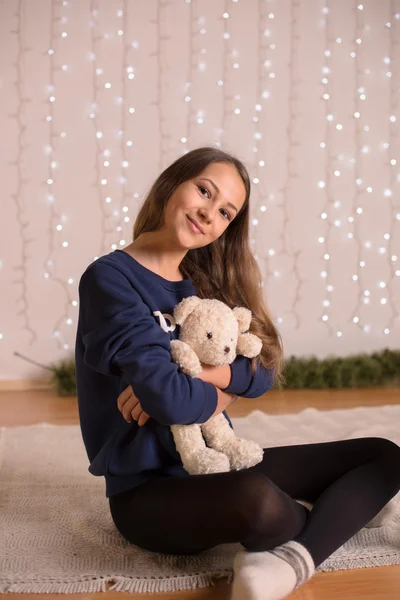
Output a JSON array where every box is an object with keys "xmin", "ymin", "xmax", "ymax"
[
  {"xmin": 231, "ymin": 436, "xmax": 400, "ymax": 600},
  {"xmin": 250, "ymin": 436, "xmax": 400, "ymax": 566},
  {"xmin": 110, "ymin": 436, "xmax": 400, "ymax": 599},
  {"xmin": 109, "ymin": 468, "xmax": 308, "ymax": 555},
  {"xmin": 109, "ymin": 436, "xmax": 400, "ymax": 563}
]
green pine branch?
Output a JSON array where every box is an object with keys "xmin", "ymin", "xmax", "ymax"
[{"xmin": 17, "ymin": 347, "xmax": 399, "ymax": 397}]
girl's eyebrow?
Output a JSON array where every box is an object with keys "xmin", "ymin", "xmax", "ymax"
[{"xmin": 199, "ymin": 178, "xmax": 238, "ymax": 213}]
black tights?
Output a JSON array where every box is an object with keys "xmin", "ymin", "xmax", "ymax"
[{"xmin": 109, "ymin": 437, "xmax": 400, "ymax": 568}]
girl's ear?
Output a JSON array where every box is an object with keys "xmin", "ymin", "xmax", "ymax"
[
  {"xmin": 232, "ymin": 306, "xmax": 252, "ymax": 333},
  {"xmin": 173, "ymin": 296, "xmax": 202, "ymax": 325}
]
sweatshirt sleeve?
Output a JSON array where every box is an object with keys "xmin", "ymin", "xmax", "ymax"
[
  {"xmin": 78, "ymin": 261, "xmax": 218, "ymax": 426},
  {"xmin": 221, "ymin": 355, "xmax": 276, "ymax": 398}
]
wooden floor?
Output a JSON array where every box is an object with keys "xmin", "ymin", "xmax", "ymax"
[{"xmin": 1, "ymin": 385, "xmax": 399, "ymax": 599}]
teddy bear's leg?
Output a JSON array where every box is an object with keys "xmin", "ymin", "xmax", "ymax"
[
  {"xmin": 170, "ymin": 423, "xmax": 230, "ymax": 475},
  {"xmin": 200, "ymin": 414, "xmax": 264, "ymax": 471}
]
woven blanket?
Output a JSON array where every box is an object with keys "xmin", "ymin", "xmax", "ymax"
[{"xmin": 1, "ymin": 404, "xmax": 400, "ymax": 594}]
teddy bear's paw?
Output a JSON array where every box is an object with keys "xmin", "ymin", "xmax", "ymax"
[
  {"xmin": 183, "ymin": 448, "xmax": 230, "ymax": 475},
  {"xmin": 224, "ymin": 439, "xmax": 264, "ymax": 471}
]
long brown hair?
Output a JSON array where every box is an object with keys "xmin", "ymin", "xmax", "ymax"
[{"xmin": 133, "ymin": 147, "xmax": 285, "ymax": 388}]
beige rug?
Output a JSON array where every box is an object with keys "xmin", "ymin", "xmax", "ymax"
[{"xmin": 1, "ymin": 404, "xmax": 400, "ymax": 594}]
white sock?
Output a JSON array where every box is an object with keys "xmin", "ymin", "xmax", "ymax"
[{"xmin": 230, "ymin": 540, "xmax": 315, "ymax": 600}]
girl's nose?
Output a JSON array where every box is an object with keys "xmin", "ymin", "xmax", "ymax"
[{"xmin": 198, "ymin": 207, "xmax": 214, "ymax": 224}]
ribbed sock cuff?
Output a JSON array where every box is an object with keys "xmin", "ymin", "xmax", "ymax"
[{"xmin": 269, "ymin": 540, "xmax": 315, "ymax": 588}]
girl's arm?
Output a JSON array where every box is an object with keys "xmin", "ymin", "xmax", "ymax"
[
  {"xmin": 79, "ymin": 261, "xmax": 218, "ymax": 426},
  {"xmin": 199, "ymin": 358, "xmax": 276, "ymax": 399},
  {"xmin": 117, "ymin": 383, "xmax": 236, "ymax": 425}
]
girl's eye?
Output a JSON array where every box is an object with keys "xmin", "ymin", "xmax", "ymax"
[
  {"xmin": 198, "ymin": 185, "xmax": 231, "ymax": 220},
  {"xmin": 220, "ymin": 209, "xmax": 231, "ymax": 221},
  {"xmin": 198, "ymin": 186, "xmax": 210, "ymax": 198}
]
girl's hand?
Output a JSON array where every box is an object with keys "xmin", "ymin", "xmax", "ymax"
[{"xmin": 117, "ymin": 385, "xmax": 151, "ymax": 427}]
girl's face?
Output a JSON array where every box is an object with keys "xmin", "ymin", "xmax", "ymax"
[{"xmin": 163, "ymin": 162, "xmax": 247, "ymax": 248}]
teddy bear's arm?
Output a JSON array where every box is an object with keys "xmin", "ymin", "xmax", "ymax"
[
  {"xmin": 236, "ymin": 332, "xmax": 262, "ymax": 358},
  {"xmin": 170, "ymin": 339, "xmax": 202, "ymax": 377}
]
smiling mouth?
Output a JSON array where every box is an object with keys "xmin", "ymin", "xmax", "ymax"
[{"xmin": 187, "ymin": 216, "xmax": 204, "ymax": 235}]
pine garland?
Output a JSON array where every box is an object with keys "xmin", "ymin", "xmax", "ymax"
[
  {"xmin": 282, "ymin": 348, "xmax": 400, "ymax": 390},
  {"xmin": 15, "ymin": 348, "xmax": 400, "ymax": 396}
]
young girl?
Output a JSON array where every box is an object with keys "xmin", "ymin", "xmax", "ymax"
[{"xmin": 75, "ymin": 146, "xmax": 400, "ymax": 600}]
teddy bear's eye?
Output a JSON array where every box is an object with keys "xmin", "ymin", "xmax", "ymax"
[{"xmin": 207, "ymin": 332, "xmax": 213, "ymax": 339}]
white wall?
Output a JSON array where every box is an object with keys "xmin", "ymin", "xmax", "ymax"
[{"xmin": 1, "ymin": 0, "xmax": 399, "ymax": 381}]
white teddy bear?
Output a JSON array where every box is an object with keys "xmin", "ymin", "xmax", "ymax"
[{"xmin": 169, "ymin": 296, "xmax": 264, "ymax": 475}]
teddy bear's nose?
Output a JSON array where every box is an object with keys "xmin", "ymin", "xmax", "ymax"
[{"xmin": 224, "ymin": 346, "xmax": 230, "ymax": 354}]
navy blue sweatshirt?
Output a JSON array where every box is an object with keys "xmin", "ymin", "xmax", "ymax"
[{"xmin": 75, "ymin": 249, "xmax": 276, "ymax": 497}]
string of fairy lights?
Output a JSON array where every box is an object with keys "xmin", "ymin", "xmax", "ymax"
[
  {"xmin": 44, "ymin": 0, "xmax": 74, "ymax": 350},
  {"xmin": 2, "ymin": 0, "xmax": 399, "ymax": 359},
  {"xmin": 218, "ymin": 0, "xmax": 237, "ymax": 149},
  {"xmin": 350, "ymin": 1, "xmax": 375, "ymax": 337},
  {"xmin": 385, "ymin": 0, "xmax": 400, "ymax": 335},
  {"xmin": 250, "ymin": 0, "xmax": 273, "ymax": 301},
  {"xmin": 317, "ymin": 0, "xmax": 336, "ymax": 339},
  {"xmin": 9, "ymin": 0, "xmax": 37, "ymax": 346},
  {"xmin": 116, "ymin": 0, "xmax": 129, "ymax": 245},
  {"xmin": 272, "ymin": 0, "xmax": 303, "ymax": 331},
  {"xmin": 90, "ymin": 2, "xmax": 110, "ymax": 265},
  {"xmin": 181, "ymin": 0, "xmax": 196, "ymax": 149},
  {"xmin": 250, "ymin": 0, "xmax": 272, "ymax": 298},
  {"xmin": 316, "ymin": 2, "xmax": 400, "ymax": 339}
]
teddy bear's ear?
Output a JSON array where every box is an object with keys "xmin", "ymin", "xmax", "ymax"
[
  {"xmin": 173, "ymin": 296, "xmax": 202, "ymax": 325},
  {"xmin": 232, "ymin": 306, "xmax": 252, "ymax": 333}
]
